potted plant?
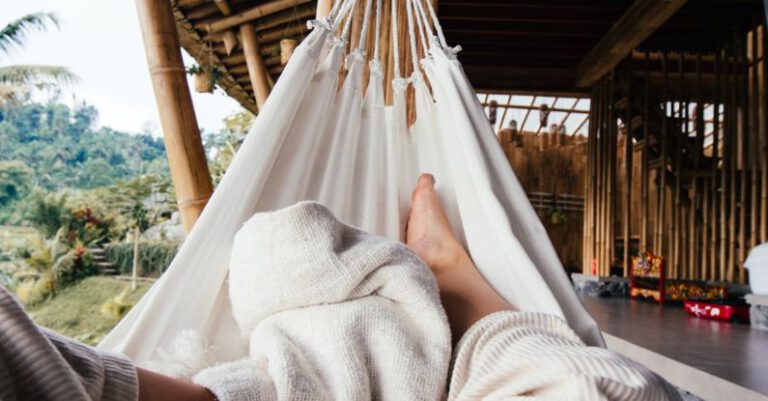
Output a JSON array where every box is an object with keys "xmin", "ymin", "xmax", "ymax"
[{"xmin": 187, "ymin": 64, "xmax": 222, "ymax": 93}]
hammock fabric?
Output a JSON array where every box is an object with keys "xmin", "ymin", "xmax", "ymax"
[{"xmin": 100, "ymin": 0, "xmax": 604, "ymax": 367}]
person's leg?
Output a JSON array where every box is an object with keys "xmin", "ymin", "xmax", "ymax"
[
  {"xmin": 405, "ymin": 173, "xmax": 681, "ymax": 401},
  {"xmin": 405, "ymin": 173, "xmax": 512, "ymax": 341}
]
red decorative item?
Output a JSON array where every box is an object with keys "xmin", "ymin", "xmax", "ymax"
[{"xmin": 683, "ymin": 300, "xmax": 751, "ymax": 323}]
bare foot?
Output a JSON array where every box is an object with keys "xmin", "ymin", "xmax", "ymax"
[
  {"xmin": 406, "ymin": 173, "xmax": 469, "ymax": 275},
  {"xmin": 406, "ymin": 173, "xmax": 513, "ymax": 342}
]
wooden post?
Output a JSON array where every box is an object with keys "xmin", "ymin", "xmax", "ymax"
[
  {"xmin": 675, "ymin": 55, "xmax": 684, "ymax": 279},
  {"xmin": 623, "ymin": 74, "xmax": 633, "ymax": 277},
  {"xmin": 712, "ymin": 51, "xmax": 721, "ymax": 281},
  {"xmin": 761, "ymin": 24, "xmax": 768, "ymax": 243},
  {"xmin": 719, "ymin": 43, "xmax": 730, "ymax": 281},
  {"xmin": 696, "ymin": 54, "xmax": 705, "ymax": 280},
  {"xmin": 739, "ymin": 37, "xmax": 750, "ymax": 284},
  {"xmin": 134, "ymin": 0, "xmax": 213, "ymax": 232},
  {"xmin": 240, "ymin": 24, "xmax": 271, "ymax": 109},
  {"xmin": 587, "ymin": 85, "xmax": 602, "ymax": 275},
  {"xmin": 749, "ymin": 27, "xmax": 760, "ymax": 253},
  {"xmin": 131, "ymin": 227, "xmax": 140, "ymax": 291},
  {"xmin": 608, "ymin": 74, "xmax": 617, "ymax": 276},
  {"xmin": 726, "ymin": 43, "xmax": 739, "ymax": 282},
  {"xmin": 599, "ymin": 79, "xmax": 607, "ymax": 275},
  {"xmin": 641, "ymin": 51, "xmax": 650, "ymax": 254},
  {"xmin": 657, "ymin": 53, "xmax": 669, "ymax": 265}
]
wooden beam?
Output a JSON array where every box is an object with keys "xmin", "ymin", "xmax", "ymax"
[
  {"xmin": 222, "ymin": 30, "xmax": 238, "ymax": 55},
  {"xmin": 134, "ymin": 0, "xmax": 213, "ymax": 232},
  {"xmin": 213, "ymin": 0, "xmax": 231, "ymax": 15},
  {"xmin": 206, "ymin": 0, "xmax": 314, "ymax": 33},
  {"xmin": 240, "ymin": 23, "xmax": 271, "ymax": 109},
  {"xmin": 316, "ymin": 0, "xmax": 333, "ymax": 19},
  {"xmin": 575, "ymin": 0, "xmax": 688, "ymax": 87}
]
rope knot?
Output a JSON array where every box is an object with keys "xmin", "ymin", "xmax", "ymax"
[
  {"xmin": 307, "ymin": 18, "xmax": 332, "ymax": 32},
  {"xmin": 392, "ymin": 77, "xmax": 409, "ymax": 92},
  {"xmin": 345, "ymin": 49, "xmax": 366, "ymax": 70},
  {"xmin": 409, "ymin": 72, "xmax": 423, "ymax": 85},
  {"xmin": 369, "ymin": 60, "xmax": 384, "ymax": 76}
]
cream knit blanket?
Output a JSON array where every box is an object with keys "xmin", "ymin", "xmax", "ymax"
[{"xmin": 191, "ymin": 201, "xmax": 451, "ymax": 401}]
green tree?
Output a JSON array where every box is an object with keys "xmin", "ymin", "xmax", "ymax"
[
  {"xmin": 26, "ymin": 191, "xmax": 69, "ymax": 238},
  {"xmin": 0, "ymin": 13, "xmax": 79, "ymax": 104},
  {"xmin": 17, "ymin": 227, "xmax": 75, "ymax": 298},
  {"xmin": 0, "ymin": 160, "xmax": 33, "ymax": 206},
  {"xmin": 205, "ymin": 110, "xmax": 253, "ymax": 184}
]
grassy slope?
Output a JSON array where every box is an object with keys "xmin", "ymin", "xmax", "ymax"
[{"xmin": 26, "ymin": 276, "xmax": 152, "ymax": 346}]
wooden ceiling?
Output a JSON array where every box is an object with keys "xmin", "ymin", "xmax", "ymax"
[{"xmin": 171, "ymin": 0, "xmax": 765, "ymax": 112}]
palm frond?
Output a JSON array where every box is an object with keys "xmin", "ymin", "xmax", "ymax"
[
  {"xmin": 0, "ymin": 12, "xmax": 59, "ymax": 55},
  {"xmin": 0, "ymin": 83, "xmax": 31, "ymax": 105},
  {"xmin": 0, "ymin": 65, "xmax": 79, "ymax": 86}
]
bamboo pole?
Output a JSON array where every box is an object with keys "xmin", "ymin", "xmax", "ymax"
[
  {"xmin": 727, "ymin": 41, "xmax": 738, "ymax": 283},
  {"xmin": 675, "ymin": 55, "xmax": 684, "ymax": 279},
  {"xmin": 695, "ymin": 54, "xmax": 705, "ymax": 280},
  {"xmin": 761, "ymin": 24, "xmax": 768, "ymax": 243},
  {"xmin": 739, "ymin": 36, "xmax": 750, "ymax": 284},
  {"xmin": 134, "ymin": 0, "xmax": 213, "ymax": 232},
  {"xmin": 596, "ymin": 80, "xmax": 605, "ymax": 275},
  {"xmin": 719, "ymin": 43, "xmax": 730, "ymax": 281},
  {"xmin": 750, "ymin": 26, "xmax": 760, "ymax": 253},
  {"xmin": 317, "ymin": 0, "xmax": 334, "ymax": 18},
  {"xmin": 641, "ymin": 51, "xmax": 650, "ymax": 254},
  {"xmin": 584, "ymin": 87, "xmax": 598, "ymax": 273},
  {"xmin": 207, "ymin": 0, "xmax": 315, "ymax": 33},
  {"xmin": 591, "ymin": 84, "xmax": 603, "ymax": 275},
  {"xmin": 608, "ymin": 73, "xmax": 617, "ymax": 276},
  {"xmin": 623, "ymin": 73, "xmax": 633, "ymax": 277},
  {"xmin": 131, "ymin": 227, "xmax": 140, "ymax": 291},
  {"xmin": 658, "ymin": 53, "xmax": 669, "ymax": 268},
  {"xmin": 712, "ymin": 50, "xmax": 721, "ymax": 281},
  {"xmin": 240, "ymin": 24, "xmax": 271, "ymax": 109}
]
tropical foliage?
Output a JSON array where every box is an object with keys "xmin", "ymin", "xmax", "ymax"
[
  {"xmin": 0, "ymin": 13, "xmax": 79, "ymax": 104},
  {"xmin": 0, "ymin": 101, "xmax": 170, "ymax": 225},
  {"xmin": 103, "ymin": 240, "xmax": 179, "ymax": 277}
]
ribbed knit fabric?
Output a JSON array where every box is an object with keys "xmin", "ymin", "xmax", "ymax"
[
  {"xmin": 192, "ymin": 201, "xmax": 452, "ymax": 401},
  {"xmin": 0, "ymin": 286, "xmax": 138, "ymax": 401},
  {"xmin": 448, "ymin": 311, "xmax": 682, "ymax": 401}
]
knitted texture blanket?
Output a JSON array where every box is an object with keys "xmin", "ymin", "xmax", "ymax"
[{"xmin": 191, "ymin": 201, "xmax": 451, "ymax": 401}]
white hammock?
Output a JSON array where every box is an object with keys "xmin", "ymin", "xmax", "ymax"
[{"xmin": 100, "ymin": 0, "xmax": 604, "ymax": 367}]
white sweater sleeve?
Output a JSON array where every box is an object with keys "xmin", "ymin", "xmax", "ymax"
[{"xmin": 448, "ymin": 311, "xmax": 682, "ymax": 401}]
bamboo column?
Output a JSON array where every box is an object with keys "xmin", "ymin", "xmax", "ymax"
[
  {"xmin": 719, "ymin": 43, "xmax": 730, "ymax": 281},
  {"xmin": 599, "ymin": 79, "xmax": 609, "ymax": 275},
  {"xmin": 761, "ymin": 24, "xmax": 768, "ymax": 243},
  {"xmin": 729, "ymin": 40, "xmax": 739, "ymax": 283},
  {"xmin": 675, "ymin": 55, "xmax": 684, "ymax": 279},
  {"xmin": 739, "ymin": 37, "xmax": 749, "ymax": 284},
  {"xmin": 695, "ymin": 54, "xmax": 705, "ymax": 279},
  {"xmin": 584, "ymin": 86, "xmax": 598, "ymax": 274},
  {"xmin": 316, "ymin": 0, "xmax": 334, "ymax": 18},
  {"xmin": 641, "ymin": 51, "xmax": 650, "ymax": 254},
  {"xmin": 623, "ymin": 74, "xmax": 633, "ymax": 277},
  {"xmin": 240, "ymin": 24, "xmax": 271, "ymax": 109},
  {"xmin": 750, "ymin": 27, "xmax": 761, "ymax": 252},
  {"xmin": 657, "ymin": 53, "xmax": 669, "ymax": 266},
  {"xmin": 134, "ymin": 0, "xmax": 213, "ymax": 232},
  {"xmin": 608, "ymin": 74, "xmax": 617, "ymax": 275},
  {"xmin": 712, "ymin": 51, "xmax": 721, "ymax": 281}
]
